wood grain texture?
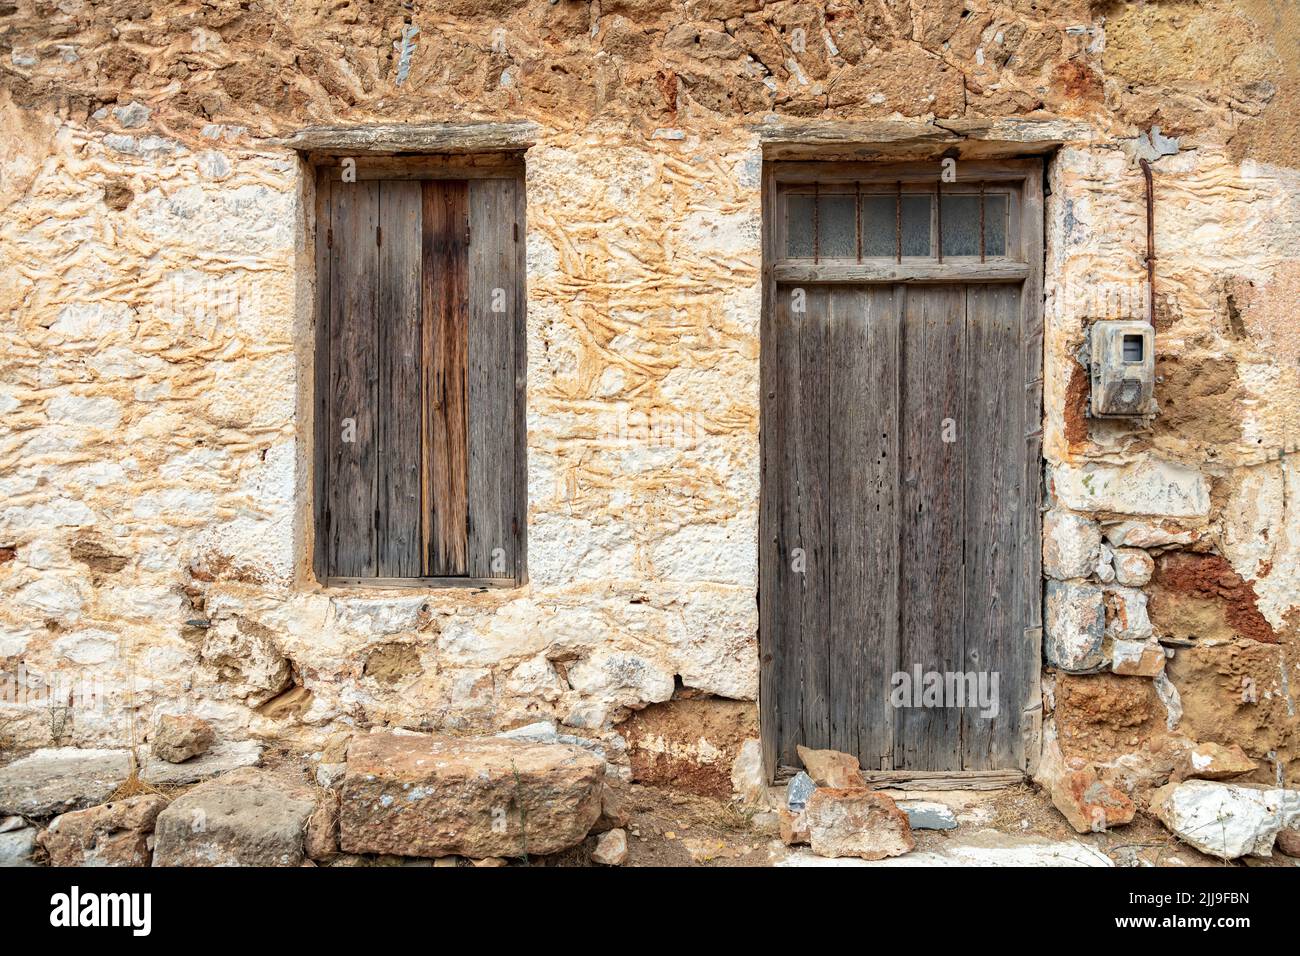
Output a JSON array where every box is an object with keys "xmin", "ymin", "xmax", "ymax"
[
  {"xmin": 312, "ymin": 170, "xmax": 332, "ymax": 580},
  {"xmin": 896, "ymin": 284, "xmax": 966, "ymax": 770},
  {"xmin": 326, "ymin": 179, "xmax": 379, "ymax": 578},
  {"xmin": 421, "ymin": 180, "xmax": 470, "ymax": 577},
  {"xmin": 794, "ymin": 285, "xmax": 833, "ymax": 762},
  {"xmin": 466, "ymin": 178, "xmax": 518, "ymax": 578},
  {"xmin": 761, "ymin": 162, "xmax": 1042, "ymax": 775},
  {"xmin": 375, "ymin": 181, "xmax": 423, "ymax": 577},
  {"xmin": 961, "ymin": 282, "xmax": 1023, "ymax": 770}
]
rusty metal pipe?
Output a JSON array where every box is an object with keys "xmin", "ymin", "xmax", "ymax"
[{"xmin": 1139, "ymin": 157, "xmax": 1155, "ymax": 326}]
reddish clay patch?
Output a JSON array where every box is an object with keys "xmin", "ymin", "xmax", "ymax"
[
  {"xmin": 1153, "ymin": 553, "xmax": 1277, "ymax": 644},
  {"xmin": 1063, "ymin": 357, "xmax": 1090, "ymax": 450}
]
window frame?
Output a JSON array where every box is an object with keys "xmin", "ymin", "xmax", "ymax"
[
  {"xmin": 310, "ymin": 153, "xmax": 528, "ymax": 590},
  {"xmin": 769, "ymin": 160, "xmax": 1036, "ymax": 285}
]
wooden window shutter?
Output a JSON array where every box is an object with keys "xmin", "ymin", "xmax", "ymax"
[{"xmin": 314, "ymin": 167, "xmax": 525, "ymax": 586}]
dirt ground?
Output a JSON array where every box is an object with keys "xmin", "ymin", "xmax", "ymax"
[{"xmin": 537, "ymin": 781, "xmax": 1298, "ymax": 869}]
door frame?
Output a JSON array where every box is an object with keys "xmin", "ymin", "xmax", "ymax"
[{"xmin": 758, "ymin": 158, "xmax": 1044, "ymax": 784}]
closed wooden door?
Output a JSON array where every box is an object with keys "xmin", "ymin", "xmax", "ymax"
[{"xmin": 759, "ymin": 161, "xmax": 1043, "ymax": 777}]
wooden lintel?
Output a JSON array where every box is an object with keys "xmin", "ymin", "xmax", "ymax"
[{"xmin": 272, "ymin": 121, "xmax": 540, "ymax": 156}]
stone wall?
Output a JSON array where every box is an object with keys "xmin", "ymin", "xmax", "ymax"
[{"xmin": 0, "ymin": 0, "xmax": 1296, "ymax": 794}]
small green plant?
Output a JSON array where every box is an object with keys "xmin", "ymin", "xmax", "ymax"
[{"xmin": 511, "ymin": 759, "xmax": 529, "ymax": 866}]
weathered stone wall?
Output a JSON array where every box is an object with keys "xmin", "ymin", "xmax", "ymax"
[{"xmin": 0, "ymin": 0, "xmax": 1296, "ymax": 793}]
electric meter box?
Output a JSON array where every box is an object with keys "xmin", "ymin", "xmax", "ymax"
[{"xmin": 1089, "ymin": 320, "xmax": 1156, "ymax": 418}]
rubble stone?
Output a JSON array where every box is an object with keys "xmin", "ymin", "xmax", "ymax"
[
  {"xmin": 1050, "ymin": 767, "xmax": 1136, "ymax": 833},
  {"xmin": 1113, "ymin": 549, "xmax": 1155, "ymax": 587},
  {"xmin": 0, "ymin": 827, "xmax": 37, "ymax": 866},
  {"xmin": 339, "ymin": 731, "xmax": 604, "ymax": 859},
  {"xmin": 805, "ymin": 788, "xmax": 914, "ymax": 860},
  {"xmin": 1179, "ymin": 742, "xmax": 1257, "ymax": 781},
  {"xmin": 152, "ymin": 767, "xmax": 323, "ymax": 867},
  {"xmin": 40, "ymin": 794, "xmax": 168, "ymax": 866},
  {"xmin": 796, "ymin": 745, "xmax": 865, "ymax": 788},
  {"xmin": 786, "ymin": 771, "xmax": 816, "ymax": 810},
  {"xmin": 1045, "ymin": 581, "xmax": 1107, "ymax": 672},
  {"xmin": 1043, "ymin": 510, "xmax": 1102, "ymax": 580},
  {"xmin": 592, "ymin": 828, "xmax": 628, "ymax": 865},
  {"xmin": 1151, "ymin": 780, "xmax": 1300, "ymax": 859},
  {"xmin": 730, "ymin": 737, "xmax": 768, "ymax": 806},
  {"xmin": 151, "ymin": 714, "xmax": 215, "ymax": 763},
  {"xmin": 1111, "ymin": 640, "xmax": 1166, "ymax": 677},
  {"xmin": 1277, "ymin": 828, "xmax": 1300, "ymax": 857},
  {"xmin": 898, "ymin": 800, "xmax": 958, "ymax": 831},
  {"xmin": 141, "ymin": 739, "xmax": 262, "ymax": 786},
  {"xmin": 779, "ymin": 807, "xmax": 810, "ymax": 846}
]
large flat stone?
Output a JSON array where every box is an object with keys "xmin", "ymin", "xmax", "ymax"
[
  {"xmin": 1051, "ymin": 461, "xmax": 1210, "ymax": 518},
  {"xmin": 778, "ymin": 829, "xmax": 1113, "ymax": 867},
  {"xmin": 141, "ymin": 739, "xmax": 262, "ymax": 786},
  {"xmin": 0, "ymin": 748, "xmax": 129, "ymax": 817},
  {"xmin": 340, "ymin": 731, "xmax": 604, "ymax": 860},
  {"xmin": 152, "ymin": 767, "xmax": 322, "ymax": 867}
]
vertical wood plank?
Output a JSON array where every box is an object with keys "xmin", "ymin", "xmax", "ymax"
[
  {"xmin": 1021, "ymin": 165, "xmax": 1045, "ymax": 773},
  {"xmin": 962, "ymin": 282, "xmax": 1023, "ymax": 770},
  {"xmin": 421, "ymin": 180, "xmax": 470, "ymax": 577},
  {"xmin": 795, "ymin": 284, "xmax": 832, "ymax": 762},
  {"xmin": 467, "ymin": 178, "xmax": 518, "ymax": 579},
  {"xmin": 326, "ymin": 179, "xmax": 380, "ymax": 578},
  {"xmin": 376, "ymin": 181, "xmax": 423, "ymax": 577},
  {"xmin": 759, "ymin": 166, "xmax": 781, "ymax": 779},
  {"xmin": 896, "ymin": 284, "xmax": 966, "ymax": 770},
  {"xmin": 830, "ymin": 285, "xmax": 901, "ymax": 769},
  {"xmin": 312, "ymin": 169, "xmax": 332, "ymax": 580},
  {"xmin": 512, "ymin": 175, "xmax": 529, "ymax": 586}
]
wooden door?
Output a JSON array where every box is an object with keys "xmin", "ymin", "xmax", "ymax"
[{"xmin": 759, "ymin": 161, "xmax": 1043, "ymax": 778}]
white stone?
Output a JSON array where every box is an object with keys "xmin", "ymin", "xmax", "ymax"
[
  {"xmin": 1113, "ymin": 548, "xmax": 1154, "ymax": 586},
  {"xmin": 730, "ymin": 738, "xmax": 768, "ymax": 807},
  {"xmin": 53, "ymin": 629, "xmax": 119, "ymax": 665},
  {"xmin": 1045, "ymin": 581, "xmax": 1106, "ymax": 672},
  {"xmin": 778, "ymin": 830, "xmax": 1114, "ymax": 867},
  {"xmin": 45, "ymin": 394, "xmax": 123, "ymax": 430},
  {"xmin": 592, "ymin": 827, "xmax": 628, "ymax": 865},
  {"xmin": 1094, "ymin": 543, "xmax": 1115, "ymax": 583},
  {"xmin": 564, "ymin": 650, "xmax": 675, "ymax": 727},
  {"xmin": 1106, "ymin": 586, "xmax": 1153, "ymax": 641},
  {"xmin": 1043, "ymin": 510, "xmax": 1101, "ymax": 580},
  {"xmin": 1052, "ymin": 461, "xmax": 1210, "ymax": 518},
  {"xmin": 1102, "ymin": 521, "xmax": 1200, "ymax": 549},
  {"xmin": 1152, "ymin": 780, "xmax": 1300, "ymax": 860}
]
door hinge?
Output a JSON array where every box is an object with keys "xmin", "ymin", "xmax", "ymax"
[
  {"xmin": 326, "ymin": 227, "xmax": 333, "ymax": 249},
  {"xmin": 376, "ymin": 225, "xmax": 382, "ymax": 247},
  {"xmin": 466, "ymin": 222, "xmax": 471, "ymax": 246},
  {"xmin": 513, "ymin": 221, "xmax": 519, "ymax": 242}
]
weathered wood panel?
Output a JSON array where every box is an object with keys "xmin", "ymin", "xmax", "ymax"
[
  {"xmin": 466, "ymin": 178, "xmax": 519, "ymax": 579},
  {"xmin": 830, "ymin": 286, "xmax": 901, "ymax": 768},
  {"xmin": 793, "ymin": 285, "xmax": 833, "ymax": 763},
  {"xmin": 961, "ymin": 282, "xmax": 1024, "ymax": 770},
  {"xmin": 376, "ymin": 181, "xmax": 423, "ymax": 577},
  {"xmin": 312, "ymin": 170, "xmax": 332, "ymax": 580},
  {"xmin": 761, "ymin": 162, "xmax": 1041, "ymax": 776},
  {"xmin": 421, "ymin": 180, "xmax": 470, "ymax": 577},
  {"xmin": 896, "ymin": 284, "xmax": 966, "ymax": 770},
  {"xmin": 326, "ymin": 179, "xmax": 380, "ymax": 577}
]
